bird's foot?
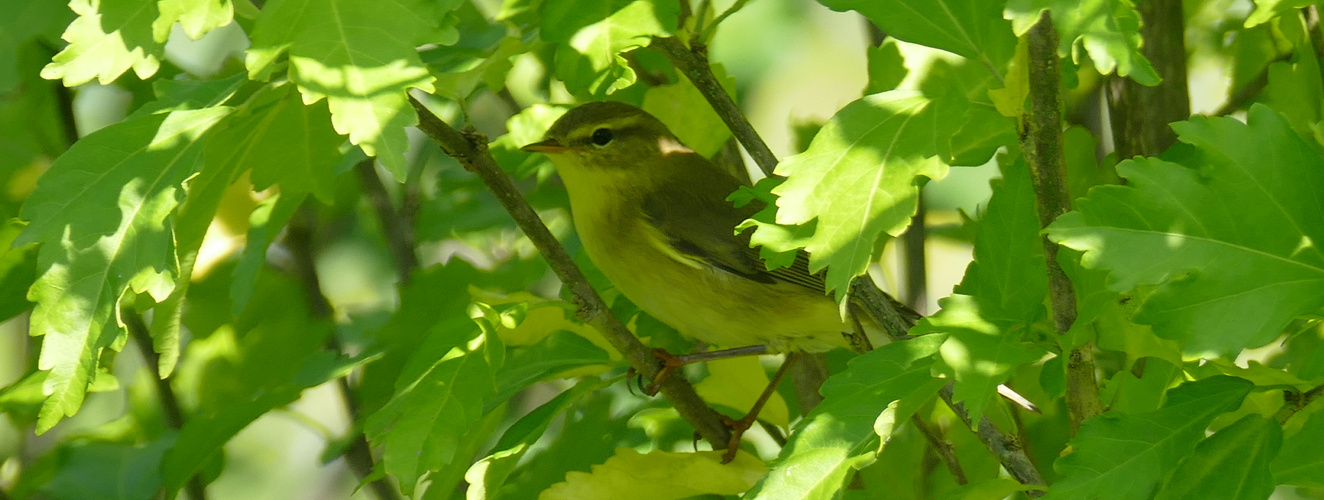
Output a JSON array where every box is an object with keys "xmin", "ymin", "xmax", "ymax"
[
  {"xmin": 640, "ymin": 348, "xmax": 686, "ymax": 396},
  {"xmin": 718, "ymin": 414, "xmax": 755, "ymax": 464}
]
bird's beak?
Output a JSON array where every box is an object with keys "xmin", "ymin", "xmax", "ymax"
[{"xmin": 521, "ymin": 138, "xmax": 571, "ymax": 154}]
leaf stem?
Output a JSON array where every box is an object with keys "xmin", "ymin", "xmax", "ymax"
[
  {"xmin": 1021, "ymin": 11, "xmax": 1102, "ymax": 434},
  {"xmin": 652, "ymin": 36, "xmax": 779, "ymax": 177},
  {"xmin": 124, "ymin": 308, "xmax": 208, "ymax": 500},
  {"xmin": 406, "ymin": 94, "xmax": 733, "ymax": 448}
]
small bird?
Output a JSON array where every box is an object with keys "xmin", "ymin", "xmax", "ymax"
[{"xmin": 522, "ymin": 101, "xmax": 919, "ymax": 458}]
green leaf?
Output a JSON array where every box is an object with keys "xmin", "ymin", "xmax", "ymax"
[
  {"xmin": 17, "ymin": 107, "xmax": 230, "ymax": 433},
  {"xmin": 245, "ymin": 0, "xmax": 452, "ymax": 178},
  {"xmin": 865, "ymin": 40, "xmax": 907, "ymax": 95},
  {"xmin": 1272, "ymin": 409, "xmax": 1324, "ymax": 487},
  {"xmin": 1047, "ymin": 106, "xmax": 1324, "ymax": 357},
  {"xmin": 641, "ymin": 63, "xmax": 735, "ymax": 157},
  {"xmin": 493, "ymin": 330, "xmax": 611, "ymax": 404},
  {"xmin": 0, "ymin": 219, "xmax": 37, "ymax": 323},
  {"xmin": 163, "ymin": 348, "xmax": 368, "ymax": 495},
  {"xmin": 732, "ymin": 177, "xmax": 815, "ymax": 271},
  {"xmin": 540, "ymin": 0, "xmax": 678, "ymax": 95},
  {"xmin": 150, "ymin": 82, "xmax": 330, "ymax": 378},
  {"xmin": 34, "ymin": 435, "xmax": 175, "ymax": 500},
  {"xmin": 540, "ymin": 448, "xmax": 766, "ymax": 500},
  {"xmin": 1152, "ymin": 415, "xmax": 1281, "ymax": 500},
  {"xmin": 1005, "ymin": 0, "xmax": 1160, "ymax": 85},
  {"xmin": 817, "ymin": 0, "xmax": 1015, "ymax": 73},
  {"xmin": 466, "ymin": 378, "xmax": 606, "ymax": 500},
  {"xmin": 746, "ymin": 335, "xmax": 948, "ymax": 499},
  {"xmin": 230, "ymin": 193, "xmax": 304, "ymax": 314},
  {"xmin": 768, "ymin": 90, "xmax": 951, "ymax": 299},
  {"xmin": 915, "ymin": 164, "xmax": 1049, "ymax": 424},
  {"xmin": 1043, "ymin": 375, "xmax": 1255, "ymax": 500},
  {"xmin": 156, "ymin": 0, "xmax": 234, "ymax": 40},
  {"xmin": 0, "ymin": 0, "xmax": 75, "ymax": 91},
  {"xmin": 218, "ymin": 85, "xmax": 343, "ymax": 202},
  {"xmin": 1245, "ymin": 0, "xmax": 1317, "ymax": 27},
  {"xmin": 1260, "ymin": 19, "xmax": 1324, "ymax": 147},
  {"xmin": 364, "ymin": 322, "xmax": 501, "ymax": 495},
  {"xmin": 940, "ymin": 478, "xmax": 1045, "ymax": 500},
  {"xmin": 40, "ymin": 0, "xmax": 167, "ymax": 85}
]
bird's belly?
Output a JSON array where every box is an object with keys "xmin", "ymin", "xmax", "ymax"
[{"xmin": 582, "ymin": 225, "xmax": 849, "ymax": 352}]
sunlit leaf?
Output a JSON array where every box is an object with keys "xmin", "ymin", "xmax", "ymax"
[
  {"xmin": 768, "ymin": 90, "xmax": 951, "ymax": 298},
  {"xmin": 817, "ymin": 0, "xmax": 1015, "ymax": 73},
  {"xmin": 245, "ymin": 0, "xmax": 454, "ymax": 177},
  {"xmin": 539, "ymin": 0, "xmax": 678, "ymax": 95},
  {"xmin": 1005, "ymin": 0, "xmax": 1160, "ymax": 85},
  {"xmin": 17, "ymin": 107, "xmax": 230, "ymax": 432},
  {"xmin": 540, "ymin": 448, "xmax": 765, "ymax": 500},
  {"xmin": 1047, "ymin": 106, "xmax": 1324, "ymax": 356},
  {"xmin": 746, "ymin": 335, "xmax": 948, "ymax": 499}
]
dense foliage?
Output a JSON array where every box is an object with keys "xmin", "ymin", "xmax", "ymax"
[{"xmin": 1, "ymin": 0, "xmax": 1322, "ymax": 498}]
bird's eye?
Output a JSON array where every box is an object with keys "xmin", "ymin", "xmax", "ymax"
[{"xmin": 591, "ymin": 128, "xmax": 613, "ymax": 146}]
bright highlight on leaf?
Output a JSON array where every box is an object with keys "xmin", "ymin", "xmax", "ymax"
[
  {"xmin": 539, "ymin": 0, "xmax": 678, "ymax": 95},
  {"xmin": 1048, "ymin": 105, "xmax": 1324, "ymax": 357},
  {"xmin": 746, "ymin": 335, "xmax": 947, "ymax": 499},
  {"xmin": 17, "ymin": 107, "xmax": 231, "ymax": 433},
  {"xmin": 1005, "ymin": 0, "xmax": 1161, "ymax": 85},
  {"xmin": 768, "ymin": 90, "xmax": 950, "ymax": 299},
  {"xmin": 540, "ymin": 448, "xmax": 766, "ymax": 500},
  {"xmin": 245, "ymin": 0, "xmax": 454, "ymax": 178},
  {"xmin": 914, "ymin": 161, "xmax": 1048, "ymax": 425},
  {"xmin": 41, "ymin": 0, "xmax": 236, "ymax": 86}
]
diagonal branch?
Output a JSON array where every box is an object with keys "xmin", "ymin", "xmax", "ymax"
[
  {"xmin": 406, "ymin": 94, "xmax": 733, "ymax": 447},
  {"xmin": 652, "ymin": 36, "xmax": 779, "ymax": 177}
]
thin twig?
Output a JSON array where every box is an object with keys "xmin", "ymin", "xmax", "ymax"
[
  {"xmin": 355, "ymin": 159, "xmax": 419, "ymax": 285},
  {"xmin": 1022, "ymin": 12, "xmax": 1102, "ymax": 433},
  {"xmin": 1214, "ymin": 52, "xmax": 1292, "ymax": 117},
  {"xmin": 910, "ymin": 414, "xmax": 968, "ymax": 485},
  {"xmin": 125, "ymin": 309, "xmax": 208, "ymax": 500},
  {"xmin": 407, "ymin": 94, "xmax": 733, "ymax": 447},
  {"xmin": 653, "ymin": 36, "xmax": 779, "ymax": 177},
  {"xmin": 285, "ymin": 206, "xmax": 403, "ymax": 500},
  {"xmin": 1275, "ymin": 383, "xmax": 1324, "ymax": 423},
  {"xmin": 941, "ymin": 385, "xmax": 1046, "ymax": 494}
]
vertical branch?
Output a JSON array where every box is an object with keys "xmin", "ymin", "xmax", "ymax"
[
  {"xmin": 1305, "ymin": 6, "xmax": 1324, "ymax": 90},
  {"xmin": 407, "ymin": 95, "xmax": 733, "ymax": 447},
  {"xmin": 652, "ymin": 37, "xmax": 779, "ymax": 176},
  {"xmin": 355, "ymin": 159, "xmax": 419, "ymax": 285},
  {"xmin": 285, "ymin": 207, "xmax": 403, "ymax": 500},
  {"xmin": 124, "ymin": 309, "xmax": 208, "ymax": 500},
  {"xmin": 1022, "ymin": 12, "xmax": 1102, "ymax": 432},
  {"xmin": 1106, "ymin": 0, "xmax": 1190, "ymax": 158}
]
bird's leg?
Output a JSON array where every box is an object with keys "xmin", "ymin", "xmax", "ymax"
[
  {"xmin": 719, "ymin": 352, "xmax": 798, "ymax": 464},
  {"xmin": 640, "ymin": 345, "xmax": 770, "ymax": 396}
]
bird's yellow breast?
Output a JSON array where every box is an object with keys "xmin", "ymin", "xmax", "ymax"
[{"xmin": 558, "ymin": 165, "xmax": 850, "ymax": 352}]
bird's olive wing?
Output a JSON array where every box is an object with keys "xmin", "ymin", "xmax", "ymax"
[{"xmin": 640, "ymin": 172, "xmax": 828, "ymax": 293}]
